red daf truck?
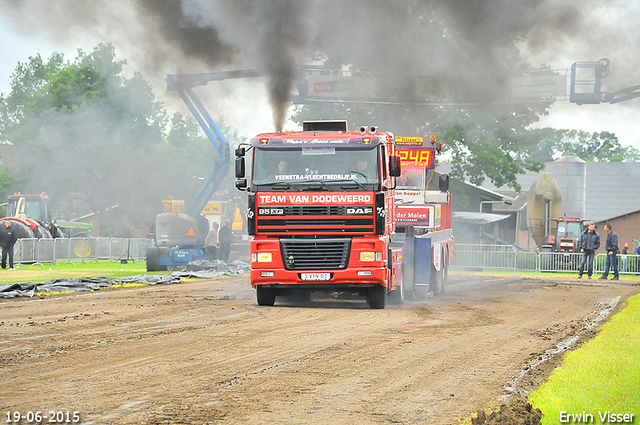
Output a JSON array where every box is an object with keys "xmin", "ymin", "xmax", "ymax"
[{"xmin": 234, "ymin": 121, "xmax": 454, "ymax": 309}]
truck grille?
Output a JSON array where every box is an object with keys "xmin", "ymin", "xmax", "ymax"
[
  {"xmin": 260, "ymin": 218, "xmax": 372, "ymax": 229},
  {"xmin": 283, "ymin": 205, "xmax": 349, "ymax": 215},
  {"xmin": 280, "ymin": 238, "xmax": 351, "ymax": 270}
]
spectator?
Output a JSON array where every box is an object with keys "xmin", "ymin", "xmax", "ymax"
[
  {"xmin": 0, "ymin": 220, "xmax": 18, "ymax": 270},
  {"xmin": 218, "ymin": 219, "xmax": 232, "ymax": 262},
  {"xmin": 578, "ymin": 222, "xmax": 600, "ymax": 279},
  {"xmin": 205, "ymin": 221, "xmax": 219, "ymax": 260},
  {"xmin": 635, "ymin": 242, "xmax": 640, "ymax": 273},
  {"xmin": 599, "ymin": 224, "xmax": 619, "ymax": 280},
  {"xmin": 621, "ymin": 242, "xmax": 629, "ymax": 273},
  {"xmin": 353, "ymin": 160, "xmax": 371, "ymax": 180},
  {"xmin": 275, "ymin": 160, "xmax": 288, "ymax": 175}
]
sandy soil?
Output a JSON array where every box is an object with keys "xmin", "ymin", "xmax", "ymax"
[{"xmin": 1, "ymin": 274, "xmax": 638, "ymax": 425}]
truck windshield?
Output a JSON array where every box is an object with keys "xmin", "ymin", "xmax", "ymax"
[
  {"xmin": 6, "ymin": 199, "xmax": 44, "ymax": 222},
  {"xmin": 25, "ymin": 200, "xmax": 43, "ymax": 221},
  {"xmin": 557, "ymin": 221, "xmax": 582, "ymax": 240},
  {"xmin": 252, "ymin": 146, "xmax": 380, "ymax": 188}
]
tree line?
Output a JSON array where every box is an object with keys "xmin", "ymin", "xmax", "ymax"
[
  {"xmin": 1, "ymin": 44, "xmax": 636, "ymax": 234},
  {"xmin": 0, "ymin": 44, "xmax": 241, "ymax": 236}
]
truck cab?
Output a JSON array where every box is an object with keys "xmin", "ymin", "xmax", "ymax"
[
  {"xmin": 236, "ymin": 121, "xmax": 401, "ymax": 308},
  {"xmin": 542, "ymin": 217, "xmax": 584, "ymax": 253},
  {"xmin": 2, "ymin": 193, "xmax": 64, "ymax": 239}
]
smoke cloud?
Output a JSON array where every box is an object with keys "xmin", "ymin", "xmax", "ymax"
[
  {"xmin": 177, "ymin": 0, "xmax": 312, "ymax": 130},
  {"xmin": 0, "ymin": 0, "xmax": 637, "ymax": 129}
]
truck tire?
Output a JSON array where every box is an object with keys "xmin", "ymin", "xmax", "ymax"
[
  {"xmin": 33, "ymin": 224, "xmax": 52, "ymax": 239},
  {"xmin": 257, "ymin": 286, "xmax": 276, "ymax": 306},
  {"xmin": 50, "ymin": 223, "xmax": 65, "ymax": 239},
  {"xmin": 146, "ymin": 247, "xmax": 167, "ymax": 272},
  {"xmin": 3, "ymin": 219, "xmax": 35, "ymax": 239},
  {"xmin": 368, "ymin": 285, "xmax": 387, "ymax": 309}
]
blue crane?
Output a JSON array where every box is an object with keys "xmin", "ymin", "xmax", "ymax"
[{"xmin": 146, "ymin": 70, "xmax": 258, "ymax": 271}]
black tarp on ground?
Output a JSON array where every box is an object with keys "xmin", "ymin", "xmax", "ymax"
[
  {"xmin": 178, "ymin": 259, "xmax": 251, "ymax": 278},
  {"xmin": 0, "ymin": 260, "xmax": 250, "ymax": 299}
]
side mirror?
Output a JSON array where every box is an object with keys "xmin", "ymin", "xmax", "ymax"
[
  {"xmin": 389, "ymin": 155, "xmax": 401, "ymax": 177},
  {"xmin": 235, "ymin": 178, "xmax": 247, "ymax": 190},
  {"xmin": 235, "ymin": 146, "xmax": 246, "ymax": 157},
  {"xmin": 235, "ymin": 157, "xmax": 245, "ymax": 178},
  {"xmin": 439, "ymin": 173, "xmax": 450, "ymax": 192}
]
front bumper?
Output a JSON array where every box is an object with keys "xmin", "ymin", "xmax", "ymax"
[{"xmin": 250, "ymin": 266, "xmax": 388, "ymax": 289}]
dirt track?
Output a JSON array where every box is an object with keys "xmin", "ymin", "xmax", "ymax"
[{"xmin": 1, "ymin": 274, "xmax": 638, "ymax": 424}]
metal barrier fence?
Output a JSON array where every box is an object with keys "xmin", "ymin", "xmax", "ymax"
[
  {"xmin": 13, "ymin": 237, "xmax": 153, "ymax": 266},
  {"xmin": 453, "ymin": 244, "xmax": 537, "ymax": 273},
  {"xmin": 452, "ymin": 244, "xmax": 640, "ymax": 275},
  {"xmin": 10, "ymin": 239, "xmax": 639, "ymax": 274}
]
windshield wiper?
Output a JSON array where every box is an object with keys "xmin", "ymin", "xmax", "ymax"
[
  {"xmin": 254, "ymin": 179, "xmax": 369, "ymax": 191},
  {"xmin": 296, "ymin": 179, "xmax": 334, "ymax": 191},
  {"xmin": 253, "ymin": 182, "xmax": 300, "ymax": 191},
  {"xmin": 331, "ymin": 179, "xmax": 367, "ymax": 190}
]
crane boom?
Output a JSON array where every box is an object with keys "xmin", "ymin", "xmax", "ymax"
[{"xmin": 166, "ymin": 71, "xmax": 262, "ymax": 218}]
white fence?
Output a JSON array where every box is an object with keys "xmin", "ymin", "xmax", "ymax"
[
  {"xmin": 452, "ymin": 244, "xmax": 639, "ymax": 275},
  {"xmin": 12, "ymin": 237, "xmax": 153, "ymax": 266}
]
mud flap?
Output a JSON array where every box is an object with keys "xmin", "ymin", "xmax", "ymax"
[
  {"xmin": 414, "ymin": 237, "xmax": 432, "ymax": 297},
  {"xmin": 402, "ymin": 233, "xmax": 415, "ymax": 294}
]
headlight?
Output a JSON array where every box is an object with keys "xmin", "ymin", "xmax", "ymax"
[
  {"xmin": 360, "ymin": 252, "xmax": 382, "ymax": 261},
  {"xmin": 251, "ymin": 252, "xmax": 273, "ymax": 262}
]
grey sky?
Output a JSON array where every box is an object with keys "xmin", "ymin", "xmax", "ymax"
[{"xmin": 1, "ymin": 1, "xmax": 639, "ymax": 149}]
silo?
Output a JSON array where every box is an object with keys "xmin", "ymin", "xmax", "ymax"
[
  {"xmin": 527, "ymin": 173, "xmax": 562, "ymax": 249},
  {"xmin": 550, "ymin": 153, "xmax": 587, "ymax": 219}
]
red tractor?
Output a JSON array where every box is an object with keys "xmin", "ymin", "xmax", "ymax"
[
  {"xmin": 541, "ymin": 217, "xmax": 584, "ymax": 254},
  {"xmin": 1, "ymin": 193, "xmax": 65, "ymax": 239},
  {"xmin": 539, "ymin": 217, "xmax": 584, "ymax": 271}
]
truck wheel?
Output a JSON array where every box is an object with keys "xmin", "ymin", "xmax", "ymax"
[
  {"xmin": 257, "ymin": 286, "xmax": 276, "ymax": 306},
  {"xmin": 146, "ymin": 247, "xmax": 167, "ymax": 272},
  {"xmin": 51, "ymin": 223, "xmax": 65, "ymax": 239},
  {"xmin": 368, "ymin": 285, "xmax": 387, "ymax": 309},
  {"xmin": 33, "ymin": 225, "xmax": 52, "ymax": 239},
  {"xmin": 4, "ymin": 219, "xmax": 35, "ymax": 239}
]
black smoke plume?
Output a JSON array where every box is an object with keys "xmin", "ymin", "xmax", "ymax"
[{"xmin": 1, "ymin": 0, "xmax": 634, "ymax": 129}]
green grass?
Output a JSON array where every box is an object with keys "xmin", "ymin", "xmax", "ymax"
[
  {"xmin": 0, "ymin": 260, "xmax": 160, "ymax": 286},
  {"xmin": 530, "ymin": 293, "xmax": 640, "ymax": 424},
  {"xmin": 3, "ymin": 263, "xmax": 636, "ymax": 287}
]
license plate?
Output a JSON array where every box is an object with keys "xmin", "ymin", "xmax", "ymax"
[{"xmin": 300, "ymin": 273, "xmax": 331, "ymax": 281}]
